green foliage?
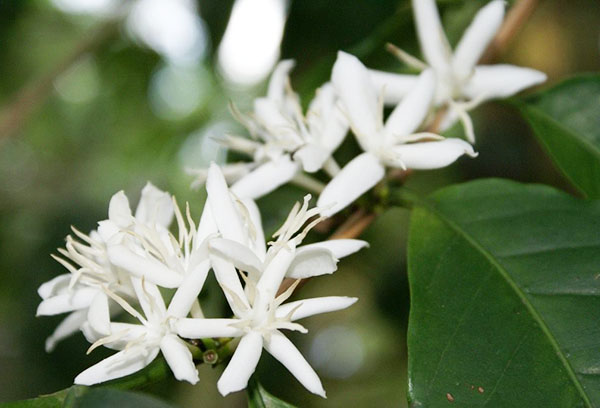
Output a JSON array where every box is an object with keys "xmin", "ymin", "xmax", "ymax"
[
  {"xmin": 247, "ymin": 377, "xmax": 297, "ymax": 408},
  {"xmin": 518, "ymin": 75, "xmax": 600, "ymax": 198},
  {"xmin": 0, "ymin": 386, "xmax": 176, "ymax": 408},
  {"xmin": 406, "ymin": 179, "xmax": 600, "ymax": 407}
]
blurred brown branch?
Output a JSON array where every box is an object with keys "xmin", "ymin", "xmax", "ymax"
[
  {"xmin": 481, "ymin": 0, "xmax": 541, "ymax": 63},
  {"xmin": 0, "ymin": 21, "xmax": 120, "ymax": 143}
]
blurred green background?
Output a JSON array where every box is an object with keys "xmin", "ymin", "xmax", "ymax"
[{"xmin": 0, "ymin": 0, "xmax": 598, "ymax": 406}]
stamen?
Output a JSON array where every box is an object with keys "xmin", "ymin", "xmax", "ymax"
[
  {"xmin": 385, "ymin": 43, "xmax": 428, "ymax": 70},
  {"xmin": 221, "ymin": 285, "xmax": 249, "ymax": 317},
  {"xmin": 274, "ymin": 279, "xmax": 301, "ymax": 307},
  {"xmin": 103, "ymin": 287, "xmax": 147, "ymax": 325},
  {"xmin": 86, "ymin": 328, "xmax": 131, "ymax": 355},
  {"xmin": 449, "ymin": 100, "xmax": 475, "ymax": 143}
]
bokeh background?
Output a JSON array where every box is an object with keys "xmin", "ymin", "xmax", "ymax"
[{"xmin": 0, "ymin": 0, "xmax": 599, "ymax": 406}]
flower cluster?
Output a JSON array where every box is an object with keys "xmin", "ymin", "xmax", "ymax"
[
  {"xmin": 38, "ymin": 0, "xmax": 547, "ymax": 399},
  {"xmin": 190, "ymin": 0, "xmax": 545, "ymax": 216},
  {"xmin": 38, "ymin": 164, "xmax": 366, "ymax": 396}
]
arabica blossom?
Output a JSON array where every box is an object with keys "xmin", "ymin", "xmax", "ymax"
[
  {"xmin": 317, "ymin": 52, "xmax": 477, "ymax": 216},
  {"xmin": 105, "ymin": 188, "xmax": 212, "ymax": 290},
  {"xmin": 369, "ymin": 0, "xmax": 547, "ymax": 142},
  {"xmin": 204, "ymin": 163, "xmax": 367, "ymax": 307},
  {"xmin": 75, "ymin": 276, "xmax": 203, "ymax": 385},
  {"xmin": 174, "ymin": 190, "xmax": 359, "ymax": 397},
  {"xmin": 190, "ymin": 61, "xmax": 349, "ymax": 199},
  {"xmin": 37, "ymin": 183, "xmax": 173, "ymax": 351}
]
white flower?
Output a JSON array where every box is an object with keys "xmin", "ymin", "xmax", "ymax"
[
  {"xmin": 173, "ymin": 190, "xmax": 359, "ymax": 397},
  {"xmin": 317, "ymin": 52, "xmax": 477, "ymax": 216},
  {"xmin": 369, "ymin": 0, "xmax": 547, "ymax": 142},
  {"xmin": 37, "ymin": 183, "xmax": 173, "ymax": 351},
  {"xmin": 105, "ymin": 182, "xmax": 218, "ymax": 291},
  {"xmin": 75, "ymin": 276, "xmax": 204, "ymax": 385},
  {"xmin": 204, "ymin": 163, "xmax": 367, "ymax": 310},
  {"xmin": 190, "ymin": 60, "xmax": 349, "ymax": 199}
]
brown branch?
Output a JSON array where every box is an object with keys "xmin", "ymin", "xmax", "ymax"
[
  {"xmin": 0, "ymin": 20, "xmax": 120, "ymax": 143},
  {"xmin": 480, "ymin": 0, "xmax": 540, "ymax": 63}
]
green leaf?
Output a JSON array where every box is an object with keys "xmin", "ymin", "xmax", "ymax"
[
  {"xmin": 1, "ymin": 358, "xmax": 170, "ymax": 408},
  {"xmin": 518, "ymin": 75, "xmax": 600, "ymax": 198},
  {"xmin": 247, "ymin": 377, "xmax": 296, "ymax": 408},
  {"xmin": 66, "ymin": 389, "xmax": 177, "ymax": 408},
  {"xmin": 405, "ymin": 179, "xmax": 600, "ymax": 407},
  {"xmin": 1, "ymin": 387, "xmax": 176, "ymax": 408}
]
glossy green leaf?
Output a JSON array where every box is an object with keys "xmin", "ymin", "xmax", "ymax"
[
  {"xmin": 406, "ymin": 179, "xmax": 600, "ymax": 407},
  {"xmin": 1, "ymin": 386, "xmax": 176, "ymax": 408},
  {"xmin": 66, "ymin": 388, "xmax": 176, "ymax": 408},
  {"xmin": 1, "ymin": 358, "xmax": 170, "ymax": 408},
  {"xmin": 519, "ymin": 75, "xmax": 600, "ymax": 198},
  {"xmin": 247, "ymin": 377, "xmax": 296, "ymax": 408}
]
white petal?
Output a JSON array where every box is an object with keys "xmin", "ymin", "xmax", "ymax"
[
  {"xmin": 160, "ymin": 334, "xmax": 199, "ymax": 384},
  {"xmin": 207, "ymin": 163, "xmax": 248, "ymax": 243},
  {"xmin": 74, "ymin": 347, "xmax": 159, "ymax": 385},
  {"xmin": 209, "ymin": 238, "xmax": 263, "ymax": 278},
  {"xmin": 412, "ymin": 0, "xmax": 452, "ymax": 73},
  {"xmin": 131, "ymin": 277, "xmax": 166, "ymax": 321},
  {"xmin": 96, "ymin": 220, "xmax": 119, "ymax": 243},
  {"xmin": 385, "ymin": 69, "xmax": 435, "ymax": 137},
  {"xmin": 293, "ymin": 144, "xmax": 330, "ymax": 173},
  {"xmin": 167, "ymin": 260, "xmax": 210, "ymax": 318},
  {"xmin": 331, "ymin": 52, "xmax": 380, "ymax": 149},
  {"xmin": 210, "ymin": 253, "xmax": 250, "ymax": 314},
  {"xmin": 175, "ymin": 318, "xmax": 245, "ymax": 339},
  {"xmin": 286, "ymin": 247, "xmax": 337, "ymax": 279},
  {"xmin": 107, "ymin": 245, "xmax": 183, "ymax": 289},
  {"xmin": 256, "ymin": 245, "xmax": 296, "ymax": 302},
  {"xmin": 217, "ymin": 331, "xmax": 263, "ymax": 396},
  {"xmin": 276, "ymin": 296, "xmax": 358, "ymax": 321},
  {"xmin": 387, "ymin": 138, "xmax": 477, "ymax": 170},
  {"xmin": 38, "ymin": 274, "xmax": 70, "ymax": 299},
  {"xmin": 264, "ymin": 331, "xmax": 325, "ymax": 397},
  {"xmin": 36, "ymin": 287, "xmax": 98, "ymax": 316},
  {"xmin": 306, "ymin": 82, "xmax": 349, "ymax": 152},
  {"xmin": 82, "ymin": 322, "xmax": 148, "ymax": 350},
  {"xmin": 196, "ymin": 203, "xmax": 218, "ymax": 247},
  {"xmin": 463, "ymin": 64, "xmax": 547, "ymax": 102},
  {"xmin": 240, "ymin": 198, "xmax": 266, "ymax": 261},
  {"xmin": 299, "ymin": 239, "xmax": 368, "ymax": 259},
  {"xmin": 317, "ymin": 152, "xmax": 385, "ymax": 217},
  {"xmin": 368, "ymin": 70, "xmax": 418, "ymax": 104},
  {"xmin": 452, "ymin": 0, "xmax": 505, "ymax": 80},
  {"xmin": 267, "ymin": 60, "xmax": 296, "ymax": 103},
  {"xmin": 134, "ymin": 182, "xmax": 174, "ymax": 228},
  {"xmin": 87, "ymin": 292, "xmax": 111, "ymax": 336},
  {"xmin": 45, "ymin": 309, "xmax": 87, "ymax": 352},
  {"xmin": 231, "ymin": 156, "xmax": 300, "ymax": 199},
  {"xmin": 108, "ymin": 191, "xmax": 133, "ymax": 228},
  {"xmin": 253, "ymin": 97, "xmax": 294, "ymax": 134}
]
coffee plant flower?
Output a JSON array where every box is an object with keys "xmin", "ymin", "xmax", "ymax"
[
  {"xmin": 317, "ymin": 52, "xmax": 477, "ymax": 216},
  {"xmin": 370, "ymin": 0, "xmax": 547, "ymax": 142},
  {"xmin": 190, "ymin": 60, "xmax": 348, "ymax": 199},
  {"xmin": 16, "ymin": 1, "xmax": 600, "ymax": 406}
]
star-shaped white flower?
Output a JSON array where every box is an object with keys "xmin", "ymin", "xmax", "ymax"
[
  {"xmin": 105, "ymin": 183, "xmax": 216, "ymax": 291},
  {"xmin": 190, "ymin": 60, "xmax": 349, "ymax": 199},
  {"xmin": 173, "ymin": 192, "xmax": 359, "ymax": 397},
  {"xmin": 36, "ymin": 183, "xmax": 173, "ymax": 351},
  {"xmin": 317, "ymin": 51, "xmax": 477, "ymax": 216},
  {"xmin": 75, "ymin": 275, "xmax": 205, "ymax": 385},
  {"xmin": 369, "ymin": 0, "xmax": 547, "ymax": 142},
  {"xmin": 204, "ymin": 163, "xmax": 367, "ymax": 312}
]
